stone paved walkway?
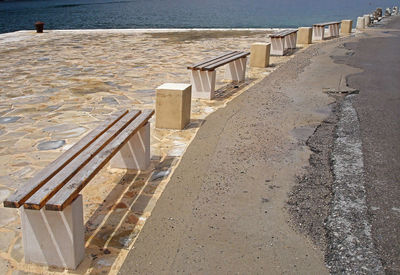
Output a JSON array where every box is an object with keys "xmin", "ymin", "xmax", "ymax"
[{"xmin": 0, "ymin": 29, "xmax": 299, "ymax": 274}]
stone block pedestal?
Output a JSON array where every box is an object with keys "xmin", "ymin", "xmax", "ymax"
[
  {"xmin": 156, "ymin": 83, "xmax": 192, "ymax": 130},
  {"xmin": 341, "ymin": 20, "xmax": 353, "ymax": 35},
  {"xmin": 110, "ymin": 122, "xmax": 150, "ymax": 170},
  {"xmin": 250, "ymin": 43, "xmax": 270, "ymax": 68},
  {"xmin": 297, "ymin": 27, "xmax": 312, "ymax": 44},
  {"xmin": 20, "ymin": 195, "xmax": 85, "ymax": 269}
]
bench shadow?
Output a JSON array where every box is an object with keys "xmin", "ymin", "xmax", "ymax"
[
  {"xmin": 285, "ymin": 47, "xmax": 302, "ymax": 56},
  {"xmin": 185, "ymin": 119, "xmax": 205, "ymax": 130},
  {"xmin": 65, "ymin": 156, "xmax": 177, "ymax": 274},
  {"xmin": 213, "ymin": 78, "xmax": 256, "ymax": 101}
]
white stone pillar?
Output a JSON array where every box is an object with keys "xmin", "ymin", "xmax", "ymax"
[
  {"xmin": 190, "ymin": 70, "xmax": 217, "ymax": 99},
  {"xmin": 328, "ymin": 24, "xmax": 339, "ymax": 38},
  {"xmin": 363, "ymin": 15, "xmax": 371, "ymax": 27},
  {"xmin": 357, "ymin": 17, "xmax": 365, "ymax": 30},
  {"xmin": 270, "ymin": 37, "xmax": 285, "ymax": 55},
  {"xmin": 110, "ymin": 122, "xmax": 151, "ymax": 169},
  {"xmin": 20, "ymin": 195, "xmax": 85, "ymax": 269},
  {"xmin": 312, "ymin": 26, "xmax": 325, "ymax": 41},
  {"xmin": 224, "ymin": 57, "xmax": 247, "ymax": 82},
  {"xmin": 284, "ymin": 33, "xmax": 297, "ymax": 49}
]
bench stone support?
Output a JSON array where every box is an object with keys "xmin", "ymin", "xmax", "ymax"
[
  {"xmin": 363, "ymin": 15, "xmax": 371, "ymax": 27},
  {"xmin": 190, "ymin": 70, "xmax": 216, "ymax": 99},
  {"xmin": 341, "ymin": 20, "xmax": 353, "ymax": 35},
  {"xmin": 312, "ymin": 26, "xmax": 325, "ymax": 41},
  {"xmin": 110, "ymin": 122, "xmax": 150, "ymax": 169},
  {"xmin": 250, "ymin": 43, "xmax": 270, "ymax": 68},
  {"xmin": 224, "ymin": 57, "xmax": 247, "ymax": 82},
  {"xmin": 20, "ymin": 195, "xmax": 85, "ymax": 269},
  {"xmin": 356, "ymin": 17, "xmax": 365, "ymax": 30},
  {"xmin": 285, "ymin": 32, "xmax": 297, "ymax": 49},
  {"xmin": 327, "ymin": 24, "xmax": 340, "ymax": 38},
  {"xmin": 270, "ymin": 37, "xmax": 286, "ymax": 56}
]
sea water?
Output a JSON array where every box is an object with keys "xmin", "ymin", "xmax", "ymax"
[{"xmin": 0, "ymin": 0, "xmax": 398, "ymax": 34}]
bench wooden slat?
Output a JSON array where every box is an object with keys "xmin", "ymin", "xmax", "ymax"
[
  {"xmin": 23, "ymin": 110, "xmax": 141, "ymax": 210},
  {"xmin": 3, "ymin": 110, "xmax": 128, "ymax": 208},
  {"xmin": 313, "ymin": 21, "xmax": 341, "ymax": 27},
  {"xmin": 270, "ymin": 29, "xmax": 298, "ymax": 38},
  {"xmin": 203, "ymin": 51, "xmax": 250, "ymax": 71},
  {"xmin": 187, "ymin": 51, "xmax": 239, "ymax": 70},
  {"xmin": 45, "ymin": 109, "xmax": 155, "ymax": 211}
]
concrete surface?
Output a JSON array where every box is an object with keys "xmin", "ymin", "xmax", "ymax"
[{"xmin": 119, "ymin": 28, "xmax": 364, "ymax": 275}]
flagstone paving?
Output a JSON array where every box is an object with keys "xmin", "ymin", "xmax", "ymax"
[{"xmin": 0, "ymin": 29, "xmax": 298, "ymax": 274}]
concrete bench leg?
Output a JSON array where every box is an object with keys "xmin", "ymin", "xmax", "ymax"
[
  {"xmin": 328, "ymin": 24, "xmax": 339, "ymax": 38},
  {"xmin": 286, "ymin": 33, "xmax": 297, "ymax": 49},
  {"xmin": 312, "ymin": 26, "xmax": 325, "ymax": 41},
  {"xmin": 357, "ymin": 17, "xmax": 365, "ymax": 30},
  {"xmin": 327, "ymin": 24, "xmax": 334, "ymax": 38},
  {"xmin": 271, "ymin": 37, "xmax": 285, "ymax": 55},
  {"xmin": 291, "ymin": 33, "xmax": 296, "ymax": 48},
  {"xmin": 20, "ymin": 195, "xmax": 85, "ymax": 269},
  {"xmin": 224, "ymin": 57, "xmax": 247, "ymax": 82},
  {"xmin": 335, "ymin": 24, "xmax": 340, "ymax": 37},
  {"xmin": 284, "ymin": 35, "xmax": 291, "ymax": 50},
  {"xmin": 190, "ymin": 70, "xmax": 216, "ymax": 99},
  {"xmin": 110, "ymin": 122, "xmax": 150, "ymax": 170}
]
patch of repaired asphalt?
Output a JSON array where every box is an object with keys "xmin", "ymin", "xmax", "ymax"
[
  {"xmin": 288, "ymin": 101, "xmax": 339, "ymax": 248},
  {"xmin": 326, "ymin": 95, "xmax": 384, "ymax": 274},
  {"xmin": 289, "ymin": 95, "xmax": 384, "ymax": 274}
]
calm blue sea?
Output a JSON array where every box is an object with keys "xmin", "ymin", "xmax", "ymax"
[{"xmin": 0, "ymin": 0, "xmax": 398, "ymax": 34}]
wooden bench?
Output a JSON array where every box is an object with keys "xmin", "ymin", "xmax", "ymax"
[
  {"xmin": 3, "ymin": 109, "xmax": 154, "ymax": 269},
  {"xmin": 187, "ymin": 51, "xmax": 250, "ymax": 100},
  {"xmin": 269, "ymin": 29, "xmax": 298, "ymax": 56},
  {"xmin": 312, "ymin": 21, "xmax": 341, "ymax": 41}
]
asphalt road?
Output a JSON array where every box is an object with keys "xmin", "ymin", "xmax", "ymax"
[{"xmin": 339, "ymin": 17, "xmax": 400, "ymax": 273}]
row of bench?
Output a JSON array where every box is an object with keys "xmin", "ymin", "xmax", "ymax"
[
  {"xmin": 187, "ymin": 20, "xmax": 350, "ymax": 98},
  {"xmin": 269, "ymin": 21, "xmax": 344, "ymax": 56},
  {"xmin": 3, "ymin": 19, "xmax": 352, "ymax": 270}
]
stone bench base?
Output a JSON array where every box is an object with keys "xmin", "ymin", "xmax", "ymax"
[
  {"xmin": 312, "ymin": 24, "xmax": 340, "ymax": 41},
  {"xmin": 21, "ymin": 195, "xmax": 85, "ymax": 269},
  {"xmin": 18, "ymin": 119, "xmax": 152, "ymax": 269},
  {"xmin": 110, "ymin": 122, "xmax": 150, "ymax": 170},
  {"xmin": 190, "ymin": 57, "xmax": 247, "ymax": 100},
  {"xmin": 270, "ymin": 32, "xmax": 297, "ymax": 56}
]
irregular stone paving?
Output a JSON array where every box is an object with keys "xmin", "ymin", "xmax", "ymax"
[{"xmin": 0, "ymin": 29, "xmax": 300, "ymax": 274}]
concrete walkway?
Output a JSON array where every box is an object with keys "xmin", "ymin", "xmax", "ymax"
[{"xmin": 119, "ymin": 29, "xmax": 363, "ymax": 274}]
